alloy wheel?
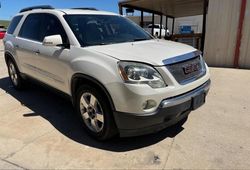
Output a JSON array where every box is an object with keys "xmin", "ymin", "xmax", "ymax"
[
  {"xmin": 79, "ymin": 92, "xmax": 104, "ymax": 133},
  {"xmin": 9, "ymin": 62, "xmax": 18, "ymax": 86}
]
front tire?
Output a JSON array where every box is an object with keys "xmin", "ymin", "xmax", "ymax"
[
  {"xmin": 75, "ymin": 85, "xmax": 117, "ymax": 141},
  {"xmin": 7, "ymin": 59, "xmax": 25, "ymax": 90}
]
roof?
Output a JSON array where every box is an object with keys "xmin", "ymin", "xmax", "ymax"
[
  {"xmin": 18, "ymin": 8, "xmax": 118, "ymax": 16},
  {"xmin": 60, "ymin": 9, "xmax": 118, "ymax": 16},
  {"xmin": 18, "ymin": 5, "xmax": 118, "ymax": 16},
  {"xmin": 119, "ymin": 0, "xmax": 205, "ymax": 18}
]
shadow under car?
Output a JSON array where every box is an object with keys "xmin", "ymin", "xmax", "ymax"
[{"xmin": 0, "ymin": 76, "xmax": 187, "ymax": 152}]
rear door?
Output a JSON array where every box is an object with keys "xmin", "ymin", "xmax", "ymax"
[{"xmin": 16, "ymin": 13, "xmax": 44, "ymax": 76}]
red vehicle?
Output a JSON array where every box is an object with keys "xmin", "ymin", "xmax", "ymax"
[{"xmin": 0, "ymin": 29, "xmax": 6, "ymax": 39}]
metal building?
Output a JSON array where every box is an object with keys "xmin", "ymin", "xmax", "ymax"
[{"xmin": 118, "ymin": 0, "xmax": 250, "ymax": 69}]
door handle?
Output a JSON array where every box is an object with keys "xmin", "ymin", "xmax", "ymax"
[{"xmin": 14, "ymin": 44, "xmax": 19, "ymax": 48}]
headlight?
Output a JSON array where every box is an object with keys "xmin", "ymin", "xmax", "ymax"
[{"xmin": 118, "ymin": 61, "xmax": 166, "ymax": 88}]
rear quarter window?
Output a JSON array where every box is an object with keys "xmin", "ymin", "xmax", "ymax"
[{"xmin": 7, "ymin": 15, "xmax": 23, "ymax": 34}]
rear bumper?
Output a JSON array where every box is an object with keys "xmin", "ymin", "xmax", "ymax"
[{"xmin": 113, "ymin": 80, "xmax": 211, "ymax": 137}]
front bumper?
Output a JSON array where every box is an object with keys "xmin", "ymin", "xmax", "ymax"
[{"xmin": 113, "ymin": 80, "xmax": 211, "ymax": 137}]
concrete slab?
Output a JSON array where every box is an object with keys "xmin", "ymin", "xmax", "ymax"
[
  {"xmin": 6, "ymin": 130, "xmax": 176, "ymax": 169},
  {"xmin": 0, "ymin": 159, "xmax": 23, "ymax": 170},
  {"xmin": 0, "ymin": 41, "xmax": 250, "ymax": 169},
  {"xmin": 0, "ymin": 51, "xmax": 6, "ymax": 79},
  {"xmin": 165, "ymin": 68, "xmax": 250, "ymax": 169}
]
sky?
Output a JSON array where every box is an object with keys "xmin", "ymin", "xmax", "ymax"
[{"xmin": 0, "ymin": 0, "xmax": 120, "ymax": 20}]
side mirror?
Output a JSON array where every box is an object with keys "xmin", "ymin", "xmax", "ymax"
[{"xmin": 43, "ymin": 35, "xmax": 63, "ymax": 47}]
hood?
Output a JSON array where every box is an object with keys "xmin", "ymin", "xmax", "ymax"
[{"xmin": 87, "ymin": 39, "xmax": 198, "ymax": 66}]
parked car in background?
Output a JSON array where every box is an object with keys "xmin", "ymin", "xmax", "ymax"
[
  {"xmin": 144, "ymin": 24, "xmax": 169, "ymax": 38},
  {"xmin": 0, "ymin": 28, "xmax": 6, "ymax": 39},
  {"xmin": 4, "ymin": 5, "xmax": 210, "ymax": 140}
]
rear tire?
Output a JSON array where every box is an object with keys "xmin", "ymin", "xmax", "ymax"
[
  {"xmin": 75, "ymin": 85, "xmax": 118, "ymax": 141},
  {"xmin": 7, "ymin": 59, "xmax": 25, "ymax": 90}
]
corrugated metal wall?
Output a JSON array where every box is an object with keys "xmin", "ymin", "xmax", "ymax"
[
  {"xmin": 204, "ymin": 0, "xmax": 241, "ymax": 67},
  {"xmin": 239, "ymin": 0, "xmax": 250, "ymax": 68}
]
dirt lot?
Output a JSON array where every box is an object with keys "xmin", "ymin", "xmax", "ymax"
[{"xmin": 0, "ymin": 40, "xmax": 250, "ymax": 169}]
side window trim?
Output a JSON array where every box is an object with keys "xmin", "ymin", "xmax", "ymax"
[{"xmin": 16, "ymin": 36, "xmax": 44, "ymax": 44}]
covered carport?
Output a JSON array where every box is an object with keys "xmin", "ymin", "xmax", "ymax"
[{"xmin": 118, "ymin": 0, "xmax": 209, "ymax": 52}]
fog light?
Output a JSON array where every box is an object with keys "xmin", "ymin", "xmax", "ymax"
[{"xmin": 142, "ymin": 100, "xmax": 157, "ymax": 110}]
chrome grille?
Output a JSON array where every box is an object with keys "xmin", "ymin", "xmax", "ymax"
[{"xmin": 164, "ymin": 52, "xmax": 206, "ymax": 85}]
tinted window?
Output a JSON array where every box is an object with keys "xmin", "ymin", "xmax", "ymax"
[
  {"xmin": 19, "ymin": 14, "xmax": 43, "ymax": 41},
  {"xmin": 64, "ymin": 15, "xmax": 152, "ymax": 47},
  {"xmin": 7, "ymin": 15, "xmax": 23, "ymax": 34},
  {"xmin": 42, "ymin": 14, "xmax": 68, "ymax": 44},
  {"xmin": 19, "ymin": 13, "xmax": 68, "ymax": 43}
]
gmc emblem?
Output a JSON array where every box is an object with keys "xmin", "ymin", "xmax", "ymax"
[{"xmin": 183, "ymin": 63, "xmax": 200, "ymax": 75}]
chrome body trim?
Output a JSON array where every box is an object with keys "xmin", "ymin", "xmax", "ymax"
[
  {"xmin": 160, "ymin": 80, "xmax": 211, "ymax": 108},
  {"xmin": 162, "ymin": 50, "xmax": 202, "ymax": 65}
]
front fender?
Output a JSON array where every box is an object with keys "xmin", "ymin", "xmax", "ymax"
[
  {"xmin": 68, "ymin": 47, "xmax": 122, "ymax": 105},
  {"xmin": 70, "ymin": 49, "xmax": 121, "ymax": 86}
]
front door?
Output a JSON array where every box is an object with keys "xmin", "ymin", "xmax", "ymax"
[{"xmin": 33, "ymin": 13, "xmax": 70, "ymax": 93}]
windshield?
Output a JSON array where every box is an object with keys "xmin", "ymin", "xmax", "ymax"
[{"xmin": 64, "ymin": 15, "xmax": 152, "ymax": 47}]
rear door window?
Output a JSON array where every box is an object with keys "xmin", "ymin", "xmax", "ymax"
[
  {"xmin": 7, "ymin": 15, "xmax": 23, "ymax": 34},
  {"xmin": 19, "ymin": 14, "xmax": 43, "ymax": 42}
]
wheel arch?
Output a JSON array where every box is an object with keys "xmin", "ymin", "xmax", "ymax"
[
  {"xmin": 4, "ymin": 51, "xmax": 15, "ymax": 64},
  {"xmin": 4, "ymin": 52, "xmax": 20, "ymax": 72},
  {"xmin": 71, "ymin": 73, "xmax": 116, "ymax": 111}
]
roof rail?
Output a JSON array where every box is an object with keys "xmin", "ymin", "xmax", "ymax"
[
  {"xmin": 20, "ymin": 5, "xmax": 54, "ymax": 13},
  {"xmin": 71, "ymin": 8, "xmax": 98, "ymax": 11}
]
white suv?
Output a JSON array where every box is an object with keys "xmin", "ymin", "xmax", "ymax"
[{"xmin": 3, "ymin": 6, "xmax": 210, "ymax": 140}]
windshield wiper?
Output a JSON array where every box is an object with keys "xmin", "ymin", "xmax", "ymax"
[
  {"xmin": 98, "ymin": 42, "xmax": 114, "ymax": 45},
  {"xmin": 132, "ymin": 38, "xmax": 150, "ymax": 42}
]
